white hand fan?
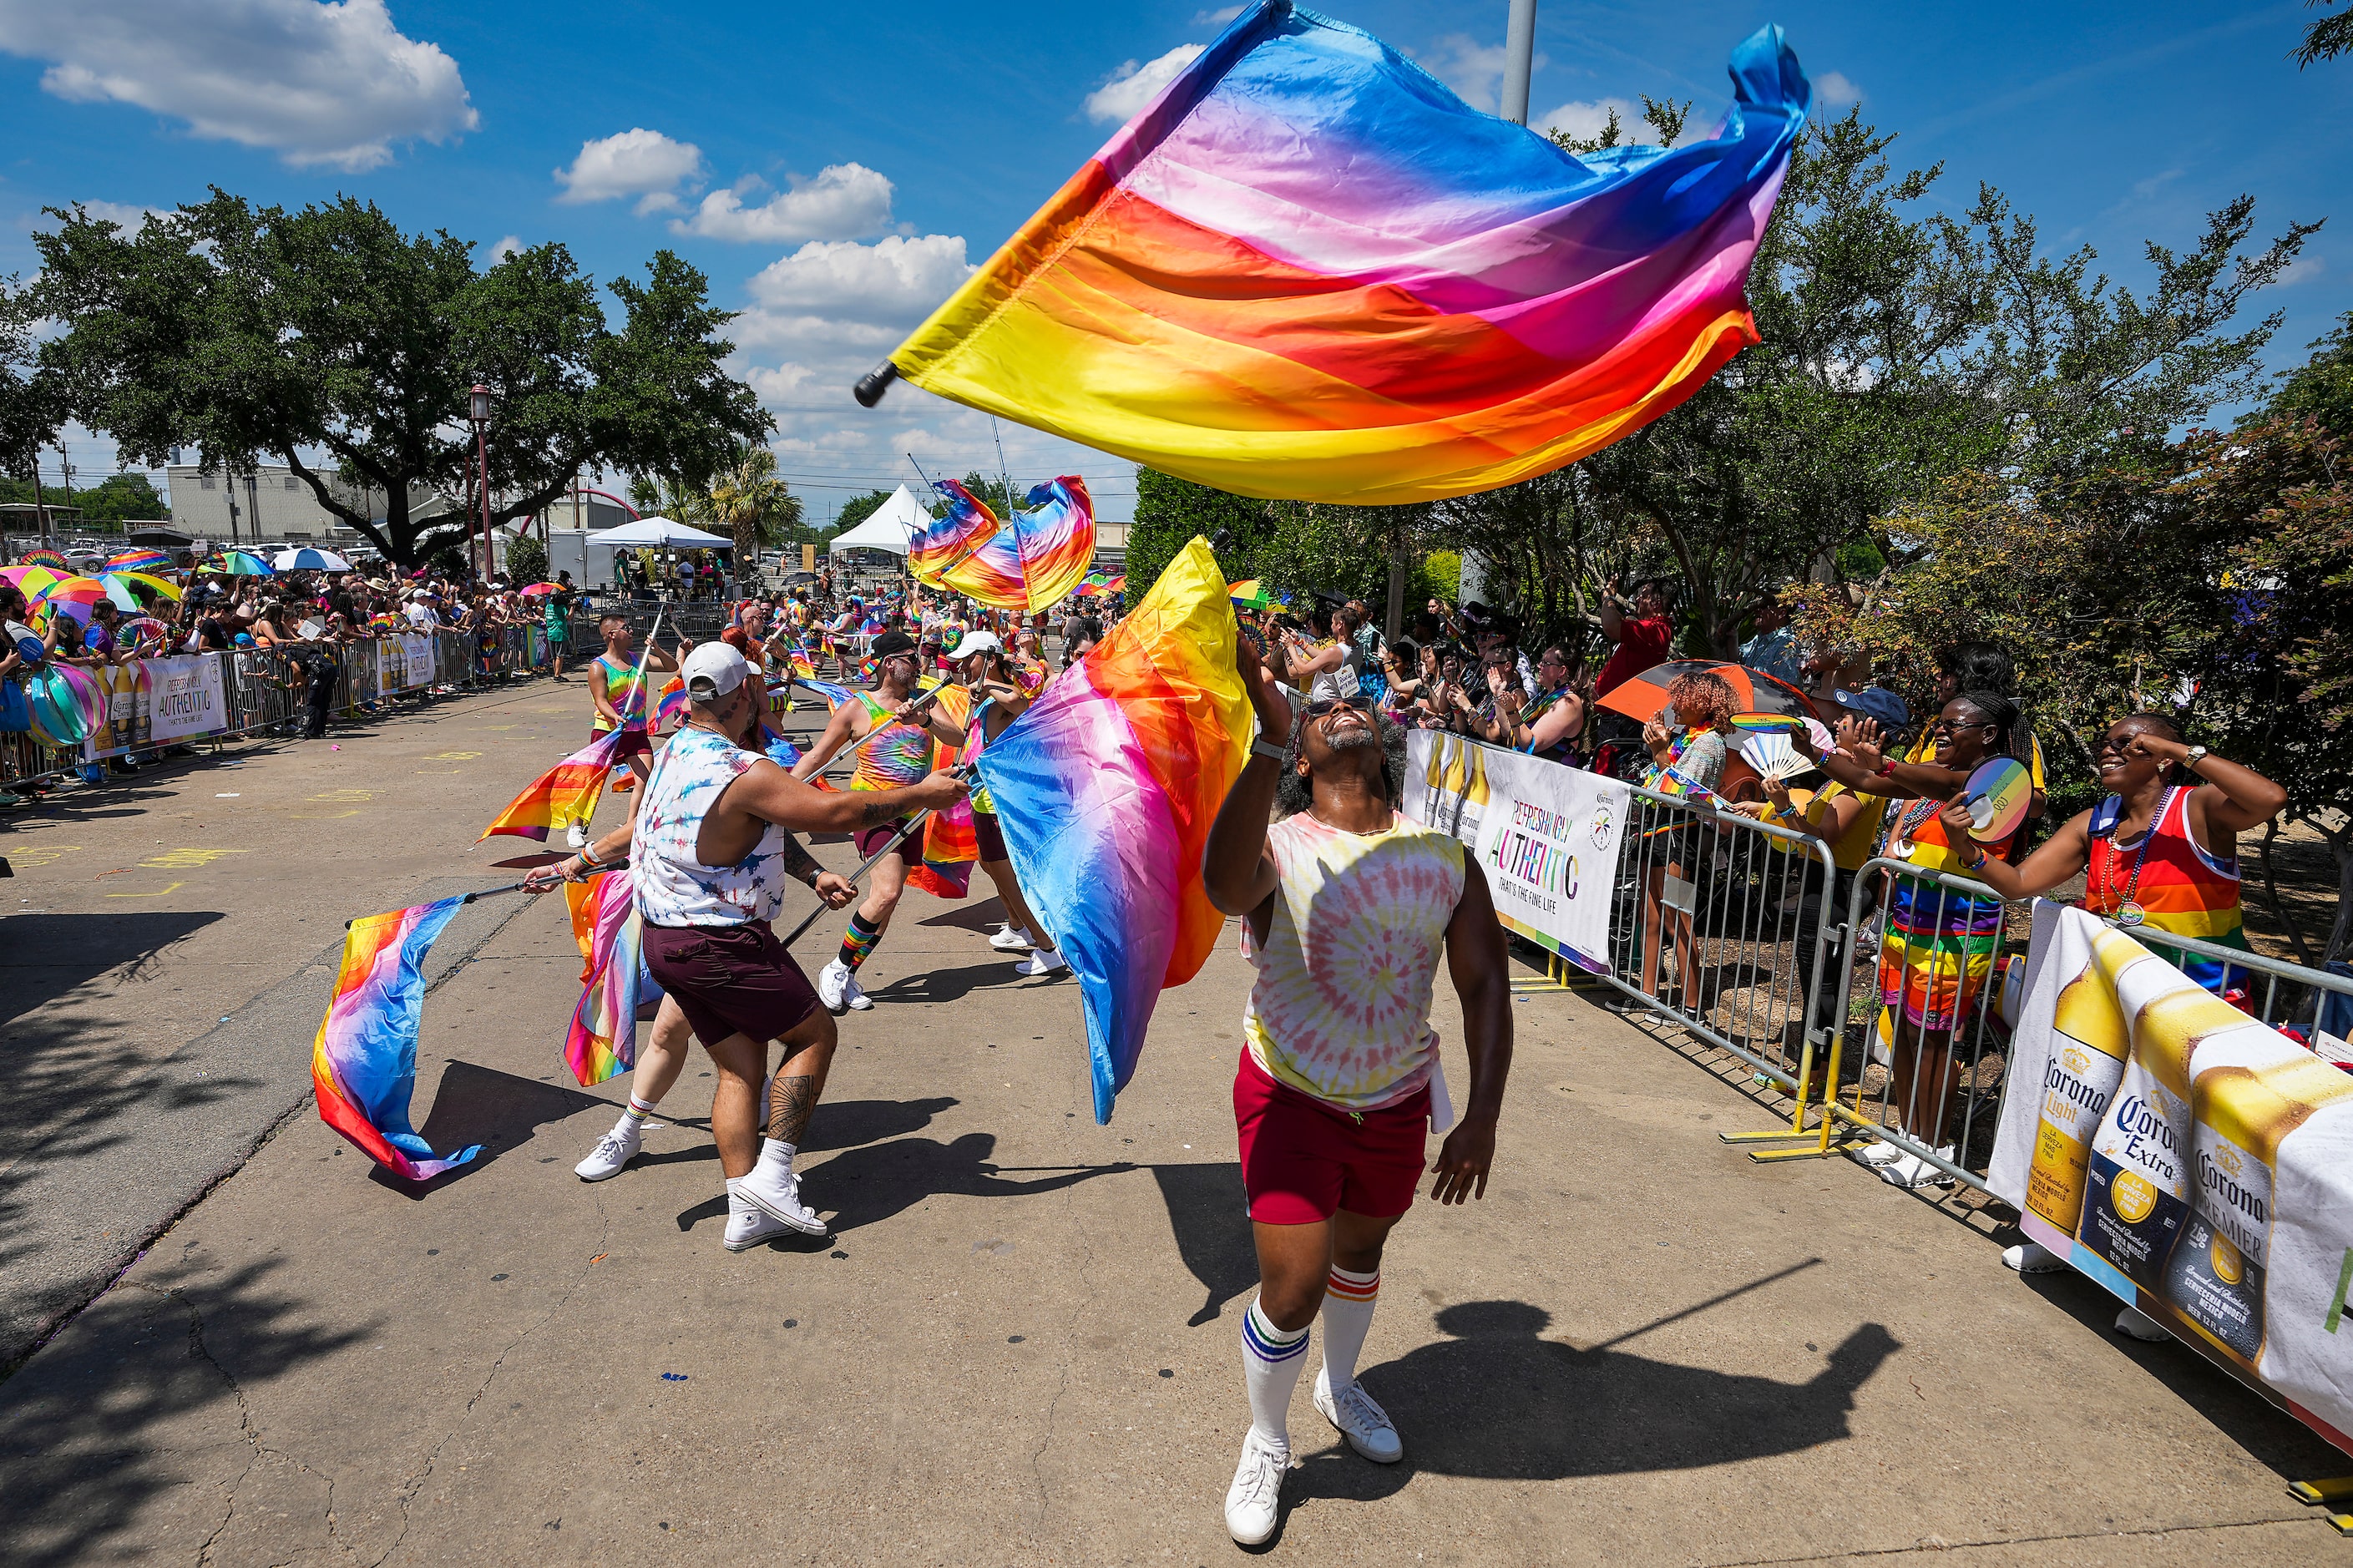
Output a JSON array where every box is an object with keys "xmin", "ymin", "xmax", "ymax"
[{"xmin": 1738, "ymin": 731, "xmax": 1815, "ymax": 787}]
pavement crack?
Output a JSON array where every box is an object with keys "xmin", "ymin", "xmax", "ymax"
[
  {"xmin": 369, "ymin": 1191, "xmax": 611, "ymax": 1568},
  {"xmin": 1027, "ymin": 1151, "xmax": 1103, "ymax": 1538},
  {"xmin": 1705, "ymin": 1512, "xmax": 2319, "ymax": 1566}
]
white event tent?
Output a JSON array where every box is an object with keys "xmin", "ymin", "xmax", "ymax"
[
  {"xmin": 590, "ymin": 515, "xmax": 732, "ymax": 550},
  {"xmin": 827, "ymin": 485, "xmax": 923, "ymax": 557}
]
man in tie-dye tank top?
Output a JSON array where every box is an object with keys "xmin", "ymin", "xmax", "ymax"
[{"xmin": 1200, "ymin": 639, "xmax": 1515, "ymax": 1546}]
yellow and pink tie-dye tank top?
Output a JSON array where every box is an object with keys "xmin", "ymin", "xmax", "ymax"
[{"xmin": 1242, "ymin": 812, "xmax": 1466, "ymax": 1110}]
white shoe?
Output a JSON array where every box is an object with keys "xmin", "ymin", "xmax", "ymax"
[
  {"xmin": 2115, "ymin": 1306, "xmax": 2171, "ymax": 1343},
  {"xmin": 722, "ymin": 1181, "xmax": 800, "ymax": 1252},
  {"xmin": 1878, "ymin": 1146, "xmax": 1957, "ymax": 1189},
  {"xmin": 2003, "ymin": 1242, "xmax": 2068, "ymax": 1275},
  {"xmin": 817, "ymin": 959, "xmax": 853, "ymax": 1012},
  {"xmin": 736, "ymin": 1161, "xmax": 827, "ymax": 1236},
  {"xmin": 574, "ymin": 1115, "xmax": 640, "ymax": 1181},
  {"xmin": 1017, "ymin": 946, "xmax": 1068, "ymax": 977},
  {"xmin": 1855, "ymin": 1137, "xmax": 1907, "ymax": 1166},
  {"xmin": 564, "ymin": 822, "xmax": 589, "ymax": 849},
  {"xmin": 989, "ymin": 925, "xmax": 1034, "ymax": 952},
  {"xmin": 839, "ymin": 968, "xmax": 872, "ymax": 1009},
  {"xmin": 1313, "ymin": 1367, "xmax": 1403, "ymax": 1464},
  {"xmin": 1222, "ymin": 1429, "xmax": 1289, "ymax": 1546}
]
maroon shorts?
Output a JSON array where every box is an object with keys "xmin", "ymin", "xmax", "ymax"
[
  {"xmin": 972, "ymin": 808, "xmax": 1007, "ymax": 863},
  {"xmin": 854, "ymin": 815, "xmax": 916, "ymax": 860},
  {"xmin": 1232, "ymin": 1049, "xmax": 1430, "ymax": 1225},
  {"xmin": 640, "ymin": 921, "xmax": 819, "ymax": 1045}
]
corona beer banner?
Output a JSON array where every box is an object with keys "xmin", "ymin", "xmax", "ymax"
[
  {"xmin": 1401, "ymin": 731, "xmax": 1626, "ymax": 975},
  {"xmin": 1989, "ymin": 901, "xmax": 2353, "ymax": 1454}
]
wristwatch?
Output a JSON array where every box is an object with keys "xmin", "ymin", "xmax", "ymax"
[
  {"xmin": 2182, "ymin": 745, "xmax": 2209, "ymax": 775},
  {"xmin": 1250, "ymin": 738, "xmax": 1288, "ymax": 762}
]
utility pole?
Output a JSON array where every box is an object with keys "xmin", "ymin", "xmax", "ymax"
[
  {"xmin": 1501, "ymin": 0, "xmax": 1537, "ymax": 124},
  {"xmin": 244, "ymin": 470, "xmax": 261, "ymax": 550},
  {"xmin": 56, "ymin": 442, "xmax": 74, "ymax": 544}
]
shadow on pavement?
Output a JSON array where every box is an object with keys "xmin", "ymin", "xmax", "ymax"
[
  {"xmin": 0, "ymin": 1255, "xmax": 376, "ymax": 1568},
  {"xmin": 375, "ymin": 1060, "xmax": 610, "ymax": 1198},
  {"xmin": 1149, "ymin": 1162, "xmax": 1257, "ymax": 1327},
  {"xmin": 863, "ymin": 959, "xmax": 1050, "ymax": 1008},
  {"xmin": 792, "ymin": 1133, "xmax": 1131, "ymax": 1236},
  {"xmin": 1287, "ymin": 1302, "xmax": 1899, "ymax": 1510}
]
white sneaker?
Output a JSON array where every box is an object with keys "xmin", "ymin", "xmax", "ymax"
[
  {"xmin": 817, "ymin": 959, "xmax": 853, "ymax": 1012},
  {"xmin": 839, "ymin": 969, "xmax": 872, "ymax": 1010},
  {"xmin": 1222, "ymin": 1429, "xmax": 1289, "ymax": 1546},
  {"xmin": 736, "ymin": 1161, "xmax": 827, "ymax": 1235},
  {"xmin": 2003, "ymin": 1242, "xmax": 2068, "ymax": 1275},
  {"xmin": 1855, "ymin": 1137, "xmax": 1907, "ymax": 1166},
  {"xmin": 1879, "ymin": 1146, "xmax": 1958, "ymax": 1189},
  {"xmin": 1017, "ymin": 946, "xmax": 1068, "ymax": 977},
  {"xmin": 722, "ymin": 1181, "xmax": 799, "ymax": 1252},
  {"xmin": 564, "ymin": 822, "xmax": 589, "ymax": 849},
  {"xmin": 1313, "ymin": 1367, "xmax": 1403, "ymax": 1464},
  {"xmin": 2116, "ymin": 1306, "xmax": 2171, "ymax": 1343},
  {"xmin": 989, "ymin": 925, "xmax": 1034, "ymax": 952},
  {"xmin": 574, "ymin": 1115, "xmax": 640, "ymax": 1181}
]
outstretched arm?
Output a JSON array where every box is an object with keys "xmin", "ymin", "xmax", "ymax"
[
  {"xmin": 736, "ymin": 756, "xmax": 965, "ymax": 837},
  {"xmin": 1433, "ymin": 857, "xmax": 1511, "ymax": 1206},
  {"xmin": 1936, "ymin": 802, "xmax": 2092, "ymax": 900},
  {"xmin": 1202, "ymin": 638, "xmax": 1288, "ymax": 918},
  {"xmin": 790, "ymin": 701, "xmax": 864, "ymax": 781}
]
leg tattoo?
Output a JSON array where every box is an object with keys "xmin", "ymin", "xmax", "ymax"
[{"xmin": 767, "ymin": 1071, "xmax": 821, "ymax": 1147}]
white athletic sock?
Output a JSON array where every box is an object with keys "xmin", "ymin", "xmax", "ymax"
[
  {"xmin": 1241, "ymin": 1297, "xmax": 1309, "ymax": 1450},
  {"xmin": 755, "ymin": 1136, "xmax": 797, "ymax": 1177},
  {"xmin": 625, "ymin": 1093, "xmax": 660, "ymax": 1121},
  {"xmin": 1319, "ymin": 1266, "xmax": 1379, "ymax": 1392}
]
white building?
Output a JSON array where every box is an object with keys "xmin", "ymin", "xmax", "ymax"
[{"xmin": 165, "ymin": 464, "xmax": 453, "ymax": 545}]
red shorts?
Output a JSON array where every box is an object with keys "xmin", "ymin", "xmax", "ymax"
[
  {"xmin": 972, "ymin": 808, "xmax": 1007, "ymax": 863},
  {"xmin": 641, "ymin": 921, "xmax": 819, "ymax": 1045},
  {"xmin": 1232, "ymin": 1049, "xmax": 1430, "ymax": 1225},
  {"xmin": 854, "ymin": 815, "xmax": 915, "ymax": 860}
]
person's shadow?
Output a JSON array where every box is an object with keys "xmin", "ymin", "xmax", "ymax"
[
  {"xmin": 1286, "ymin": 1302, "xmax": 1900, "ymax": 1515},
  {"xmin": 806, "ymin": 1133, "xmax": 1132, "ymax": 1234}
]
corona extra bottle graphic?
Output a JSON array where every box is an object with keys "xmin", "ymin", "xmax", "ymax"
[
  {"xmin": 2081, "ymin": 974, "xmax": 2238, "ymax": 1294},
  {"xmin": 2024, "ymin": 956, "xmax": 2132, "ymax": 1238},
  {"xmin": 2161, "ymin": 1050, "xmax": 2352, "ymax": 1365}
]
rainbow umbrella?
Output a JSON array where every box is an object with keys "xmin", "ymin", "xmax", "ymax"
[
  {"xmin": 1227, "ymin": 579, "xmax": 1285, "ymax": 610},
  {"xmin": 219, "ymin": 550, "xmax": 275, "ymax": 575},
  {"xmin": 5, "ymin": 565, "xmax": 107, "ymax": 615},
  {"xmin": 102, "ymin": 570, "xmax": 184, "ymax": 609},
  {"xmin": 17, "ymin": 547, "xmax": 70, "ymax": 570},
  {"xmin": 519, "ymin": 581, "xmax": 561, "ymax": 598},
  {"xmin": 106, "ymin": 549, "xmax": 173, "ymax": 574}
]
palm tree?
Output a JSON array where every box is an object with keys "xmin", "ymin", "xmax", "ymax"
[{"xmin": 706, "ymin": 441, "xmax": 802, "ymax": 576}]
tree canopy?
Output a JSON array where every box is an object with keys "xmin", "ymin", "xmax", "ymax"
[{"xmin": 32, "ymin": 192, "xmax": 770, "ymax": 565}]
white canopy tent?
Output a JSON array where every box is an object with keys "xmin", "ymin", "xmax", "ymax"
[
  {"xmin": 588, "ymin": 515, "xmax": 732, "ymax": 550},
  {"xmin": 827, "ymin": 485, "xmax": 923, "ymax": 557}
]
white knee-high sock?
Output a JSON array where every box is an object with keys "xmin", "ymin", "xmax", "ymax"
[
  {"xmin": 1319, "ymin": 1266, "xmax": 1379, "ymax": 1391},
  {"xmin": 1241, "ymin": 1297, "xmax": 1309, "ymax": 1449}
]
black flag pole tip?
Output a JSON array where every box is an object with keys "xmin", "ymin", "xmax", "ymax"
[{"xmin": 853, "ymin": 361, "xmax": 900, "ymax": 408}]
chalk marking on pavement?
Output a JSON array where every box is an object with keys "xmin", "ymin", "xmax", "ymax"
[
  {"xmin": 104, "ymin": 883, "xmax": 186, "ymax": 898},
  {"xmin": 139, "ymin": 848, "xmax": 250, "ymax": 870},
  {"xmin": 7, "ymin": 845, "xmax": 85, "ymax": 868},
  {"xmin": 310, "ymin": 789, "xmax": 380, "ymax": 801},
  {"xmin": 290, "ymin": 809, "xmax": 362, "ymax": 819},
  {"xmin": 423, "ymin": 751, "xmax": 481, "ymax": 761}
]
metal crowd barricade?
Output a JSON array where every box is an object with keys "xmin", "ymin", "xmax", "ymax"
[{"xmin": 1596, "ymin": 780, "xmax": 1843, "ymax": 1111}]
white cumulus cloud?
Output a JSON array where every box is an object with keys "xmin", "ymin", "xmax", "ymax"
[
  {"xmin": 64, "ymin": 199, "xmax": 168, "ymax": 235},
  {"xmin": 0, "ymin": 0, "xmax": 476, "ymax": 171},
  {"xmin": 554, "ymin": 128, "xmax": 703, "ymax": 213},
  {"xmin": 1084, "ymin": 43, "xmax": 1203, "ymax": 124},
  {"xmin": 486, "ymin": 234, "xmax": 523, "ymax": 264},
  {"xmin": 676, "ymin": 163, "xmax": 894, "ymax": 244},
  {"xmin": 1541, "ymin": 97, "xmax": 1642, "ymax": 145},
  {"xmin": 1814, "ymin": 70, "xmax": 1862, "ymax": 109},
  {"xmin": 1416, "ymin": 33, "xmax": 1546, "ymax": 115}
]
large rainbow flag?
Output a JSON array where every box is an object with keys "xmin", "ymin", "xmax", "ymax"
[
  {"xmin": 913, "ymin": 478, "xmax": 1097, "ymax": 615},
  {"xmin": 564, "ymin": 869, "xmax": 649, "ymax": 1087},
  {"xmin": 478, "ymin": 726, "xmax": 646, "ymax": 842},
  {"xmin": 882, "ymin": 5, "xmax": 1808, "ymax": 503},
  {"xmin": 975, "ymin": 538, "xmax": 1250, "ymax": 1120},
  {"xmin": 312, "ymin": 899, "xmax": 483, "ymax": 1181}
]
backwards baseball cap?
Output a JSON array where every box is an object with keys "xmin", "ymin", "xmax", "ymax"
[
  {"xmin": 1834, "ymin": 686, "xmax": 1911, "ymax": 731},
  {"xmin": 682, "ymin": 642, "xmax": 751, "ymax": 701},
  {"xmin": 948, "ymin": 629, "xmax": 1002, "ymax": 660},
  {"xmin": 870, "ymin": 630, "xmax": 917, "ymax": 661}
]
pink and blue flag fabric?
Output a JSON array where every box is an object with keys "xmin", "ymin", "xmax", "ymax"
[
  {"xmin": 564, "ymin": 869, "xmax": 651, "ymax": 1086},
  {"xmin": 974, "ymin": 539, "xmax": 1250, "ymax": 1121},
  {"xmin": 312, "ymin": 898, "xmax": 483, "ymax": 1181}
]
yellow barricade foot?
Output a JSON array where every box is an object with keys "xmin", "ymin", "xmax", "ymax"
[{"xmin": 2289, "ymin": 1476, "xmax": 2353, "ymax": 1505}]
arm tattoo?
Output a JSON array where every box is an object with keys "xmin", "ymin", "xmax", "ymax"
[
  {"xmin": 858, "ymin": 794, "xmax": 903, "ymax": 828},
  {"xmin": 767, "ymin": 1070, "xmax": 821, "ymax": 1146},
  {"xmin": 777, "ymin": 832, "xmax": 822, "ymax": 886}
]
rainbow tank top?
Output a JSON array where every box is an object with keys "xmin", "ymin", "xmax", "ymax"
[
  {"xmin": 2082, "ymin": 784, "xmax": 2249, "ymax": 994},
  {"xmin": 851, "ymin": 692, "xmax": 934, "ymax": 790},
  {"xmin": 590, "ymin": 654, "xmax": 643, "ymax": 733}
]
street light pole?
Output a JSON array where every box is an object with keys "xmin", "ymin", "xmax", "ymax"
[
  {"xmin": 1501, "ymin": 0, "xmax": 1537, "ymax": 124},
  {"xmin": 469, "ymin": 383, "xmax": 493, "ymax": 581}
]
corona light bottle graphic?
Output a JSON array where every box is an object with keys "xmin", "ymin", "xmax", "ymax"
[
  {"xmin": 2081, "ymin": 972, "xmax": 2239, "ymax": 1294},
  {"xmin": 2023, "ymin": 955, "xmax": 2132, "ymax": 1238},
  {"xmin": 1454, "ymin": 742, "xmax": 1491, "ymax": 847},
  {"xmin": 2161, "ymin": 1050, "xmax": 2353, "ymax": 1365}
]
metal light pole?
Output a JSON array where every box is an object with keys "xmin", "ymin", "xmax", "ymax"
[
  {"xmin": 1501, "ymin": 0, "xmax": 1537, "ymax": 124},
  {"xmin": 469, "ymin": 383, "xmax": 493, "ymax": 580}
]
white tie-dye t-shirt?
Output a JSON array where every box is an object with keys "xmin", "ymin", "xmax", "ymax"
[
  {"xmin": 1242, "ymin": 811, "xmax": 1466, "ymax": 1110},
  {"xmin": 633, "ymin": 726, "xmax": 790, "ymax": 927}
]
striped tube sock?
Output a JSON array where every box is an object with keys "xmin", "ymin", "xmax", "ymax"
[
  {"xmin": 1241, "ymin": 1297, "xmax": 1310, "ymax": 1449},
  {"xmin": 625, "ymin": 1094, "xmax": 660, "ymax": 1122},
  {"xmin": 838, "ymin": 911, "xmax": 883, "ymax": 973},
  {"xmin": 1319, "ymin": 1267, "xmax": 1379, "ymax": 1392}
]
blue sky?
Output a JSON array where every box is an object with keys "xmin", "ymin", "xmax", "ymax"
[{"xmin": 3, "ymin": 0, "xmax": 2347, "ymax": 522}]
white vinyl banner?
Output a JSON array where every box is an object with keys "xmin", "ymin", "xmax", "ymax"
[
  {"xmin": 1401, "ymin": 731, "xmax": 1627, "ymax": 975},
  {"xmin": 403, "ymin": 635, "xmax": 434, "ymax": 690},
  {"xmin": 1990, "ymin": 901, "xmax": 2353, "ymax": 1453},
  {"xmin": 145, "ymin": 655, "xmax": 228, "ymax": 742}
]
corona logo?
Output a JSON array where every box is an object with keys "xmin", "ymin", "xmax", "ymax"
[
  {"xmin": 2062, "ymin": 1046, "xmax": 2090, "ymax": 1075},
  {"xmin": 2218, "ymin": 1145, "xmax": 2244, "ymax": 1178}
]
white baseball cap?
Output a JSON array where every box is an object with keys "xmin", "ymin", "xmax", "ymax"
[
  {"xmin": 947, "ymin": 630, "xmax": 1003, "ymax": 660},
  {"xmin": 682, "ymin": 642, "xmax": 751, "ymax": 701}
]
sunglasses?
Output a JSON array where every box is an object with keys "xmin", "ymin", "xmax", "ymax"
[
  {"xmin": 1930, "ymin": 720, "xmax": 1997, "ymax": 738},
  {"xmin": 1303, "ymin": 694, "xmax": 1376, "ymax": 720}
]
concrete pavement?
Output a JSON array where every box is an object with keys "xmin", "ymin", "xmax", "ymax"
[{"xmin": 3, "ymin": 701, "xmax": 2347, "ymax": 1564}]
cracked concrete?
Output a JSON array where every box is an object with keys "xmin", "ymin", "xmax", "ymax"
[{"xmin": 1, "ymin": 701, "xmax": 2348, "ymax": 1564}]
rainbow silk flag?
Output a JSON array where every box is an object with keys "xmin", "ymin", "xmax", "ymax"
[
  {"xmin": 885, "ymin": 6, "xmax": 1808, "ymax": 503},
  {"xmin": 974, "ymin": 538, "xmax": 1250, "ymax": 1120},
  {"xmin": 915, "ymin": 478, "xmax": 1098, "ymax": 615},
  {"xmin": 312, "ymin": 899, "xmax": 483, "ymax": 1181},
  {"xmin": 905, "ymin": 483, "xmax": 1003, "ymax": 580},
  {"xmin": 478, "ymin": 727, "xmax": 645, "ymax": 842},
  {"xmin": 564, "ymin": 868, "xmax": 649, "ymax": 1086}
]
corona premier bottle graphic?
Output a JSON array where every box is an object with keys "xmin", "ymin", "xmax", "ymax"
[
  {"xmin": 2023, "ymin": 956, "xmax": 2132, "ymax": 1238},
  {"xmin": 2082, "ymin": 976, "xmax": 2239, "ymax": 1294},
  {"xmin": 2161, "ymin": 1050, "xmax": 2352, "ymax": 1365}
]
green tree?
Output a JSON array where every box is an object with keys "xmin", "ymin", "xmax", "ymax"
[
  {"xmin": 834, "ymin": 488, "xmax": 893, "ymax": 534},
  {"xmin": 706, "ymin": 439, "xmax": 802, "ymax": 565},
  {"xmin": 2296, "ymin": 0, "xmax": 2352, "ymax": 65},
  {"xmin": 33, "ymin": 194, "xmax": 769, "ymax": 567},
  {"xmin": 0, "ymin": 277, "xmax": 66, "ymax": 527},
  {"xmin": 2264, "ymin": 309, "xmax": 2353, "ymax": 438},
  {"xmin": 504, "ymin": 530, "xmax": 549, "ymax": 584},
  {"xmin": 1128, "ymin": 468, "xmax": 1437, "ymax": 617}
]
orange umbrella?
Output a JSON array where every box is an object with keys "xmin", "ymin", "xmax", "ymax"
[{"xmin": 1596, "ymin": 660, "xmax": 1820, "ymax": 725}]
